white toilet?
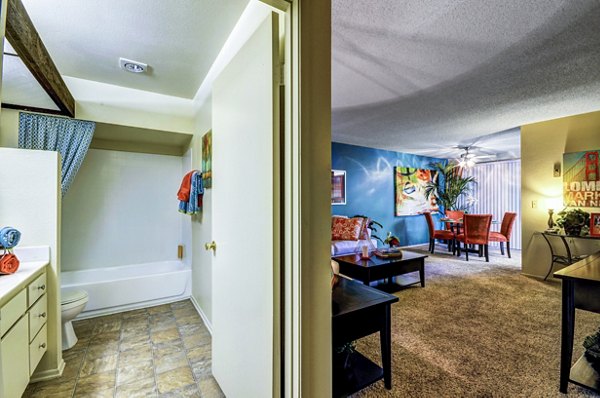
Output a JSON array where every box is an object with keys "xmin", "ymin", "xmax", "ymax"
[{"xmin": 61, "ymin": 288, "xmax": 89, "ymax": 350}]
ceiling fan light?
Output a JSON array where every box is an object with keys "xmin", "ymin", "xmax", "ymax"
[{"xmin": 467, "ymin": 159, "xmax": 475, "ymax": 167}]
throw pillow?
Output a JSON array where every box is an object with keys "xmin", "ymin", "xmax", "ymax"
[
  {"xmin": 332, "ymin": 217, "xmax": 363, "ymax": 241},
  {"xmin": 353, "ymin": 217, "xmax": 370, "ymax": 240}
]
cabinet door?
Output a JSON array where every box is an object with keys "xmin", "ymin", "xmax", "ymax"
[
  {"xmin": 0, "ymin": 315, "xmax": 29, "ymax": 398},
  {"xmin": 28, "ymin": 294, "xmax": 47, "ymax": 342}
]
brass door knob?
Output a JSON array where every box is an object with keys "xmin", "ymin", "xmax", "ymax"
[{"xmin": 204, "ymin": 241, "xmax": 217, "ymax": 252}]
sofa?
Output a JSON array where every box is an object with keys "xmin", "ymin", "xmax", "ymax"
[{"xmin": 331, "ymin": 215, "xmax": 378, "ymax": 256}]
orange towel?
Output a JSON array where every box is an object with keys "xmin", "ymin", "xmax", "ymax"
[
  {"xmin": 0, "ymin": 253, "xmax": 19, "ymax": 275},
  {"xmin": 177, "ymin": 171, "xmax": 195, "ymax": 201}
]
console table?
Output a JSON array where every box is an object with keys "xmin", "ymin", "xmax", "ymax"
[
  {"xmin": 540, "ymin": 232, "xmax": 600, "ymax": 280},
  {"xmin": 554, "ymin": 251, "xmax": 600, "ymax": 394},
  {"xmin": 332, "ymin": 276, "xmax": 399, "ymax": 397}
]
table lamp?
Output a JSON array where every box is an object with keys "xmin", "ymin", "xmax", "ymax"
[{"xmin": 547, "ymin": 198, "xmax": 563, "ymax": 229}]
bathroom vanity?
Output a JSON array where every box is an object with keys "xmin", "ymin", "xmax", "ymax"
[{"xmin": 0, "ymin": 252, "xmax": 49, "ymax": 398}]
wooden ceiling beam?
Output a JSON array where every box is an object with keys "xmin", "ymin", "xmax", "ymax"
[{"xmin": 5, "ymin": 0, "xmax": 75, "ymax": 117}]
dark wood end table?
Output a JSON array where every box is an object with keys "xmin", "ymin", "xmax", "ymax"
[
  {"xmin": 332, "ymin": 277, "xmax": 399, "ymax": 397},
  {"xmin": 333, "ymin": 250, "xmax": 427, "ymax": 292},
  {"xmin": 554, "ymin": 251, "xmax": 600, "ymax": 394}
]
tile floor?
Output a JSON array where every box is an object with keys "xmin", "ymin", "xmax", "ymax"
[{"xmin": 24, "ymin": 300, "xmax": 224, "ymax": 398}]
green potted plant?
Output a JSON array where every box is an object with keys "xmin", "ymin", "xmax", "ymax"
[
  {"xmin": 583, "ymin": 327, "xmax": 600, "ymax": 372},
  {"xmin": 333, "ymin": 341, "xmax": 357, "ymax": 383},
  {"xmin": 555, "ymin": 208, "xmax": 590, "ymax": 236},
  {"xmin": 424, "ymin": 162, "xmax": 476, "ymax": 212},
  {"xmin": 352, "ymin": 215, "xmax": 384, "ymax": 242}
]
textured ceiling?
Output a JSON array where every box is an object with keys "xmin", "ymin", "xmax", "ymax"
[
  {"xmin": 332, "ymin": 0, "xmax": 600, "ymax": 158},
  {"xmin": 20, "ymin": 0, "xmax": 250, "ymax": 99}
]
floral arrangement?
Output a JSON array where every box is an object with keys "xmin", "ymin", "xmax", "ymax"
[
  {"xmin": 556, "ymin": 208, "xmax": 590, "ymax": 236},
  {"xmin": 383, "ymin": 232, "xmax": 400, "ymax": 247}
]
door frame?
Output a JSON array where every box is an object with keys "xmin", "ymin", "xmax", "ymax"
[
  {"xmin": 221, "ymin": 1, "xmax": 331, "ymax": 396},
  {"xmin": 277, "ymin": 0, "xmax": 332, "ymax": 397}
]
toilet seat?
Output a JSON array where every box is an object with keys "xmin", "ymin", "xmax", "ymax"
[{"xmin": 61, "ymin": 289, "xmax": 89, "ymax": 310}]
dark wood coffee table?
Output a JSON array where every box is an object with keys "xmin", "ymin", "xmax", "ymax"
[{"xmin": 333, "ymin": 251, "xmax": 427, "ymax": 292}]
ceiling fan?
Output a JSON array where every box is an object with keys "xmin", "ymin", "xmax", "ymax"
[{"xmin": 456, "ymin": 146, "xmax": 496, "ymax": 168}]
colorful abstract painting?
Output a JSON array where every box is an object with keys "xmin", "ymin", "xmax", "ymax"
[
  {"xmin": 202, "ymin": 131, "xmax": 212, "ymax": 188},
  {"xmin": 563, "ymin": 150, "xmax": 600, "ymax": 207},
  {"xmin": 394, "ymin": 167, "xmax": 439, "ymax": 216}
]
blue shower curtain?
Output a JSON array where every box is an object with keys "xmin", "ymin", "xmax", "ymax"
[{"xmin": 18, "ymin": 112, "xmax": 95, "ymax": 196}]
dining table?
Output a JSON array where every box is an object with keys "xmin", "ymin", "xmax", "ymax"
[{"xmin": 439, "ymin": 217, "xmax": 500, "ymax": 256}]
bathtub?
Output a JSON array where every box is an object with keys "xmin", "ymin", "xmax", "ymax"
[{"xmin": 61, "ymin": 260, "xmax": 191, "ymax": 318}]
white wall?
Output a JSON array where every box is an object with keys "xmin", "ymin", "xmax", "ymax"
[
  {"xmin": 0, "ymin": 148, "xmax": 62, "ymax": 380},
  {"xmin": 191, "ymin": 99, "xmax": 213, "ymax": 326},
  {"xmin": 62, "ymin": 149, "xmax": 184, "ymax": 271},
  {"xmin": 0, "ymin": 108, "xmax": 20, "ymax": 148},
  {"xmin": 65, "ymin": 77, "xmax": 195, "ymax": 134}
]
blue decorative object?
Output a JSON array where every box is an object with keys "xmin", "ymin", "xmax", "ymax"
[
  {"xmin": 0, "ymin": 227, "xmax": 21, "ymax": 249},
  {"xmin": 18, "ymin": 112, "xmax": 95, "ymax": 196}
]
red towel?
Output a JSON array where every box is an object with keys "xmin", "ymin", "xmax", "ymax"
[
  {"xmin": 177, "ymin": 171, "xmax": 195, "ymax": 201},
  {"xmin": 0, "ymin": 253, "xmax": 19, "ymax": 275}
]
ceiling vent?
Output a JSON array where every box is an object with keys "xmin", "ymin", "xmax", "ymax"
[{"xmin": 119, "ymin": 58, "xmax": 147, "ymax": 74}]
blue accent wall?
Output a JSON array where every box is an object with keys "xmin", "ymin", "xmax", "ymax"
[{"xmin": 331, "ymin": 142, "xmax": 446, "ymax": 247}]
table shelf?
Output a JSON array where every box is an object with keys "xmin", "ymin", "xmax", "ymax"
[
  {"xmin": 570, "ymin": 354, "xmax": 599, "ymax": 393},
  {"xmin": 333, "ymin": 351, "xmax": 384, "ymax": 398}
]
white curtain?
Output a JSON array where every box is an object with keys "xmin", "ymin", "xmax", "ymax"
[{"xmin": 463, "ymin": 160, "xmax": 522, "ymax": 250}]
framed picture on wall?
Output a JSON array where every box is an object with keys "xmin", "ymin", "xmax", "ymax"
[
  {"xmin": 591, "ymin": 213, "xmax": 600, "ymax": 237},
  {"xmin": 394, "ymin": 167, "xmax": 439, "ymax": 215},
  {"xmin": 331, "ymin": 170, "xmax": 346, "ymax": 205},
  {"xmin": 202, "ymin": 131, "xmax": 212, "ymax": 188},
  {"xmin": 563, "ymin": 150, "xmax": 599, "ymax": 207}
]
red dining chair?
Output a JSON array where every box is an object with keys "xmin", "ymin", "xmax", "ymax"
[
  {"xmin": 424, "ymin": 212, "xmax": 455, "ymax": 254},
  {"xmin": 488, "ymin": 212, "xmax": 517, "ymax": 258},
  {"xmin": 442, "ymin": 210, "xmax": 464, "ymax": 251},
  {"xmin": 456, "ymin": 214, "xmax": 492, "ymax": 262},
  {"xmin": 444, "ymin": 210, "xmax": 464, "ymax": 230}
]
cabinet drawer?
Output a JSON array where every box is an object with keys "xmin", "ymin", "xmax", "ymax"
[
  {"xmin": 0, "ymin": 289, "xmax": 27, "ymax": 337},
  {"xmin": 0, "ymin": 315, "xmax": 29, "ymax": 398},
  {"xmin": 29, "ymin": 323, "xmax": 47, "ymax": 376},
  {"xmin": 28, "ymin": 294, "xmax": 47, "ymax": 342},
  {"xmin": 28, "ymin": 273, "xmax": 47, "ymax": 307}
]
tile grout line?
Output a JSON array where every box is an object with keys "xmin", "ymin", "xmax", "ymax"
[
  {"xmin": 113, "ymin": 316, "xmax": 123, "ymax": 398},
  {"xmin": 150, "ymin": 309, "xmax": 160, "ymax": 398},
  {"xmin": 178, "ymin": 307, "xmax": 204, "ymax": 395},
  {"xmin": 71, "ymin": 321, "xmax": 95, "ymax": 398}
]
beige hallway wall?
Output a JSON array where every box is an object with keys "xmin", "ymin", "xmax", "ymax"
[{"xmin": 521, "ymin": 110, "xmax": 600, "ymax": 277}]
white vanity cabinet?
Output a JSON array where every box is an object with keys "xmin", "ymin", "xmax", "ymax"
[{"xmin": 0, "ymin": 268, "xmax": 48, "ymax": 398}]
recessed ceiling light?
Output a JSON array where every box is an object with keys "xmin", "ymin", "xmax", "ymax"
[{"xmin": 119, "ymin": 57, "xmax": 147, "ymax": 74}]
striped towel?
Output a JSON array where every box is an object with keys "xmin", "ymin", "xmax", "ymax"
[
  {"xmin": 179, "ymin": 171, "xmax": 204, "ymax": 215},
  {"xmin": 0, "ymin": 227, "xmax": 21, "ymax": 249}
]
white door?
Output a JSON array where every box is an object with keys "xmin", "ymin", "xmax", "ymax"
[{"xmin": 211, "ymin": 12, "xmax": 280, "ymax": 398}]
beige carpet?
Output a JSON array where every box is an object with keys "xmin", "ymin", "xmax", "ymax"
[{"xmin": 352, "ymin": 245, "xmax": 600, "ymax": 397}]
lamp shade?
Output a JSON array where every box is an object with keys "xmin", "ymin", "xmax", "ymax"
[{"xmin": 547, "ymin": 197, "xmax": 563, "ymax": 211}]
